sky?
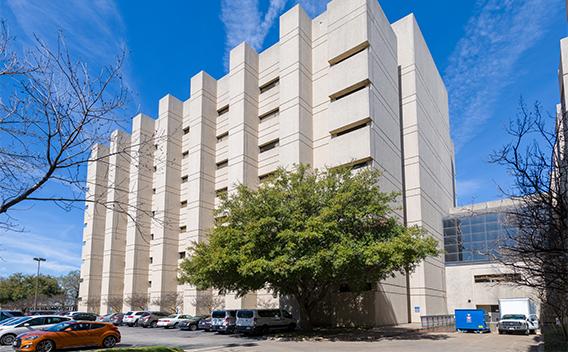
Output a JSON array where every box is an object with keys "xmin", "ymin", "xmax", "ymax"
[{"xmin": 0, "ymin": 0, "xmax": 566, "ymax": 276}]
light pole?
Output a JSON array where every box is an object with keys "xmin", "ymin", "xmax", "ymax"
[{"xmin": 33, "ymin": 257, "xmax": 46, "ymax": 311}]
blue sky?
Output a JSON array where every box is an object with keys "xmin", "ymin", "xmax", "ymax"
[{"xmin": 0, "ymin": 0, "xmax": 566, "ymax": 276}]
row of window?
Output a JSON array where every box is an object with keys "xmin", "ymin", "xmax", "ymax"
[{"xmin": 149, "ymin": 251, "xmax": 186, "ymax": 265}]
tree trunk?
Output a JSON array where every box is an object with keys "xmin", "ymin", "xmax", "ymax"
[{"xmin": 296, "ymin": 296, "xmax": 314, "ymax": 331}]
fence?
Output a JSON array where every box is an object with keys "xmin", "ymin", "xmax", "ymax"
[{"xmin": 421, "ymin": 314, "xmax": 455, "ymax": 329}]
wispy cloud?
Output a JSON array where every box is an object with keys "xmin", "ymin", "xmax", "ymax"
[
  {"xmin": 220, "ymin": 0, "xmax": 329, "ymax": 70},
  {"xmin": 456, "ymin": 179, "xmax": 483, "ymax": 199},
  {"xmin": 444, "ymin": 0, "xmax": 561, "ymax": 153}
]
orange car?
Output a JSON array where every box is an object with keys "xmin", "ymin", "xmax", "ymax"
[{"xmin": 13, "ymin": 321, "xmax": 120, "ymax": 352}]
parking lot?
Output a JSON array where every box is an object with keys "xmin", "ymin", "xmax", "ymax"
[{"xmin": 0, "ymin": 325, "xmax": 543, "ymax": 352}]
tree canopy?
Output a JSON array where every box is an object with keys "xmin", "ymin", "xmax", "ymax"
[
  {"xmin": 180, "ymin": 164, "xmax": 438, "ymax": 329},
  {"xmin": 0, "ymin": 273, "xmax": 62, "ymax": 308}
]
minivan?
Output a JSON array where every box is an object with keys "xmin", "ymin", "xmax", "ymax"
[
  {"xmin": 235, "ymin": 309, "xmax": 296, "ymax": 334},
  {"xmin": 211, "ymin": 310, "xmax": 237, "ymax": 333}
]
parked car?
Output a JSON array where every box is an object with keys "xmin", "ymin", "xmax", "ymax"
[
  {"xmin": 111, "ymin": 312, "xmax": 127, "ymax": 326},
  {"xmin": 198, "ymin": 317, "xmax": 212, "ymax": 332},
  {"xmin": 66, "ymin": 312, "xmax": 98, "ymax": 321},
  {"xmin": 27, "ymin": 311, "xmax": 57, "ymax": 316},
  {"xmin": 122, "ymin": 311, "xmax": 149, "ymax": 327},
  {"xmin": 179, "ymin": 315, "xmax": 209, "ymax": 331},
  {"xmin": 235, "ymin": 309, "xmax": 296, "ymax": 334},
  {"xmin": 12, "ymin": 321, "xmax": 120, "ymax": 352},
  {"xmin": 0, "ymin": 311, "xmax": 23, "ymax": 322},
  {"xmin": 156, "ymin": 314, "xmax": 191, "ymax": 329},
  {"xmin": 0, "ymin": 315, "xmax": 70, "ymax": 346},
  {"xmin": 211, "ymin": 310, "xmax": 237, "ymax": 333},
  {"xmin": 139, "ymin": 312, "xmax": 170, "ymax": 328},
  {"xmin": 0, "ymin": 318, "xmax": 20, "ymax": 326}
]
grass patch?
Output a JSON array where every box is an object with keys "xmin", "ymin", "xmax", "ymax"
[{"xmin": 95, "ymin": 347, "xmax": 184, "ymax": 352}]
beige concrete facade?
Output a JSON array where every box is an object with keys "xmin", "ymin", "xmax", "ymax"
[{"xmin": 79, "ymin": 0, "xmax": 455, "ymax": 326}]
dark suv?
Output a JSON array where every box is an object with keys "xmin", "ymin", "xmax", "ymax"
[
  {"xmin": 67, "ymin": 312, "xmax": 98, "ymax": 321},
  {"xmin": 139, "ymin": 311, "xmax": 170, "ymax": 328}
]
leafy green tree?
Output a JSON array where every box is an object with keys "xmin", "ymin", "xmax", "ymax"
[
  {"xmin": 180, "ymin": 165, "xmax": 438, "ymax": 329},
  {"xmin": 0, "ymin": 273, "xmax": 62, "ymax": 309}
]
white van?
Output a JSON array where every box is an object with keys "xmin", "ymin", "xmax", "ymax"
[
  {"xmin": 497, "ymin": 298, "xmax": 539, "ymax": 335},
  {"xmin": 235, "ymin": 309, "xmax": 296, "ymax": 334}
]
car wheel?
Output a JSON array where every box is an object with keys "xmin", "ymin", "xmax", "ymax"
[
  {"xmin": 190, "ymin": 324, "xmax": 197, "ymax": 331},
  {"xmin": 173, "ymin": 322, "xmax": 179, "ymax": 329},
  {"xmin": 151, "ymin": 321, "xmax": 158, "ymax": 328},
  {"xmin": 35, "ymin": 339, "xmax": 55, "ymax": 352},
  {"xmin": 261, "ymin": 325, "xmax": 269, "ymax": 335},
  {"xmin": 1, "ymin": 334, "xmax": 16, "ymax": 346},
  {"xmin": 102, "ymin": 336, "xmax": 117, "ymax": 348},
  {"xmin": 525, "ymin": 328, "xmax": 530, "ymax": 335}
]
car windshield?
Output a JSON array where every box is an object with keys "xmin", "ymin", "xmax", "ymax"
[
  {"xmin": 0, "ymin": 318, "xmax": 17, "ymax": 326},
  {"xmin": 167, "ymin": 315, "xmax": 177, "ymax": 318},
  {"xmin": 502, "ymin": 314, "xmax": 526, "ymax": 320},
  {"xmin": 237, "ymin": 310, "xmax": 254, "ymax": 318},
  {"xmin": 44, "ymin": 322, "xmax": 73, "ymax": 332},
  {"xmin": 212, "ymin": 311, "xmax": 226, "ymax": 318}
]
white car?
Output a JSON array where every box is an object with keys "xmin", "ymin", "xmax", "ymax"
[
  {"xmin": 156, "ymin": 314, "xmax": 191, "ymax": 328},
  {"xmin": 235, "ymin": 309, "xmax": 296, "ymax": 334},
  {"xmin": 0, "ymin": 315, "xmax": 70, "ymax": 345},
  {"xmin": 122, "ymin": 311, "xmax": 148, "ymax": 327}
]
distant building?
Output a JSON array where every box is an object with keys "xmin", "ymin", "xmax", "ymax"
[{"xmin": 444, "ymin": 200, "xmax": 538, "ymax": 320}]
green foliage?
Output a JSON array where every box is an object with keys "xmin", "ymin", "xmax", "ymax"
[
  {"xmin": 180, "ymin": 165, "xmax": 439, "ymax": 328},
  {"xmin": 0, "ymin": 273, "xmax": 62, "ymax": 306}
]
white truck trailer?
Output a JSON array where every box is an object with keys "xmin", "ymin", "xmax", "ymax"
[{"xmin": 498, "ymin": 298, "xmax": 539, "ymax": 335}]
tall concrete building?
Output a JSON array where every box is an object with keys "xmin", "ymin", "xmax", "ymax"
[{"xmin": 79, "ymin": 0, "xmax": 455, "ymax": 326}]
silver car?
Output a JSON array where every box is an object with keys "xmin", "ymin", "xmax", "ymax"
[
  {"xmin": 0, "ymin": 315, "xmax": 70, "ymax": 345},
  {"xmin": 235, "ymin": 309, "xmax": 296, "ymax": 334}
]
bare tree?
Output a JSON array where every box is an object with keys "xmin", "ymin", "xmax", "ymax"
[
  {"xmin": 0, "ymin": 20, "xmax": 164, "ymax": 235},
  {"xmin": 82, "ymin": 295, "xmax": 101, "ymax": 313},
  {"xmin": 124, "ymin": 294, "xmax": 148, "ymax": 311},
  {"xmin": 152, "ymin": 292, "xmax": 183, "ymax": 314},
  {"xmin": 190, "ymin": 291, "xmax": 224, "ymax": 315},
  {"xmin": 491, "ymin": 100, "xmax": 568, "ymax": 342},
  {"xmin": 103, "ymin": 296, "xmax": 125, "ymax": 314}
]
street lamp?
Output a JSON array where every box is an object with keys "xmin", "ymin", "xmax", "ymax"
[{"xmin": 33, "ymin": 257, "xmax": 46, "ymax": 311}]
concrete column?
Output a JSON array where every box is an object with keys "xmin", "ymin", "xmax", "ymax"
[
  {"xmin": 183, "ymin": 72, "xmax": 218, "ymax": 315},
  {"xmin": 123, "ymin": 114, "xmax": 155, "ymax": 311},
  {"xmin": 149, "ymin": 95, "xmax": 183, "ymax": 311},
  {"xmin": 225, "ymin": 43, "xmax": 259, "ymax": 309},
  {"xmin": 100, "ymin": 130, "xmax": 131, "ymax": 314},
  {"xmin": 79, "ymin": 144, "xmax": 109, "ymax": 313},
  {"xmin": 278, "ymin": 5, "xmax": 313, "ymax": 167}
]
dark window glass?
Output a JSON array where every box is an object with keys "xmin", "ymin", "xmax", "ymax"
[
  {"xmin": 237, "ymin": 310, "xmax": 254, "ymax": 318},
  {"xmin": 90, "ymin": 323, "xmax": 105, "ymax": 329}
]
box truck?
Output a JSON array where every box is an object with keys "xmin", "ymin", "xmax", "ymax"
[{"xmin": 497, "ymin": 298, "xmax": 539, "ymax": 335}]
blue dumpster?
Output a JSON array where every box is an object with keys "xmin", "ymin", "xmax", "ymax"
[{"xmin": 454, "ymin": 309, "xmax": 490, "ymax": 333}]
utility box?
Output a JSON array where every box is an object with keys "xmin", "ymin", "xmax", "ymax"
[{"xmin": 454, "ymin": 309, "xmax": 490, "ymax": 333}]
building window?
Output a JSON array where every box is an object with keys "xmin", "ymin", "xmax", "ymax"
[
  {"xmin": 148, "ymin": 281, "xmax": 152, "ymax": 287},
  {"xmin": 259, "ymin": 108, "xmax": 279, "ymax": 122},
  {"xmin": 259, "ymin": 77, "xmax": 279, "ymax": 94},
  {"xmin": 217, "ymin": 105, "xmax": 229, "ymax": 116},
  {"xmin": 216, "ymin": 187, "xmax": 228, "ymax": 198},
  {"xmin": 179, "ymin": 252, "xmax": 186, "ymax": 259},
  {"xmin": 330, "ymin": 79, "xmax": 370, "ymax": 101},
  {"xmin": 217, "ymin": 132, "xmax": 229, "ymax": 142},
  {"xmin": 79, "ymin": 278, "xmax": 83, "ymax": 283},
  {"xmin": 152, "ymin": 211, "xmax": 156, "ymax": 217},
  {"xmin": 180, "ymin": 225, "xmax": 187, "ymax": 233},
  {"xmin": 183, "ymin": 127, "xmax": 190, "ymax": 135},
  {"xmin": 154, "ymin": 144, "xmax": 159, "ymax": 150},
  {"xmin": 182, "ymin": 151, "xmax": 189, "ymax": 159},
  {"xmin": 259, "ymin": 139, "xmax": 279, "ymax": 153},
  {"xmin": 149, "ymin": 257, "xmax": 153, "ymax": 264},
  {"xmin": 259, "ymin": 172, "xmax": 276, "ymax": 183},
  {"xmin": 331, "ymin": 119, "xmax": 370, "ymax": 138},
  {"xmin": 216, "ymin": 159, "xmax": 228, "ymax": 170},
  {"xmin": 152, "ymin": 188, "xmax": 156, "ymax": 194},
  {"xmin": 151, "ymin": 233, "xmax": 154, "ymax": 240},
  {"xmin": 181, "ymin": 200, "xmax": 188, "ymax": 208},
  {"xmin": 351, "ymin": 159, "xmax": 371, "ymax": 170},
  {"xmin": 474, "ymin": 274, "xmax": 521, "ymax": 283},
  {"xmin": 82, "ymin": 241, "xmax": 86, "ymax": 246},
  {"xmin": 181, "ymin": 175, "xmax": 188, "ymax": 183},
  {"xmin": 84, "ymin": 223, "xmax": 88, "ymax": 228},
  {"xmin": 153, "ymin": 166, "xmax": 157, "ymax": 172}
]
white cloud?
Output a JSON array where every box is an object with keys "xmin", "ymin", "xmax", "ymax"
[
  {"xmin": 444, "ymin": 0, "xmax": 562, "ymax": 153},
  {"xmin": 456, "ymin": 179, "xmax": 483, "ymax": 199},
  {"xmin": 220, "ymin": 0, "xmax": 329, "ymax": 70}
]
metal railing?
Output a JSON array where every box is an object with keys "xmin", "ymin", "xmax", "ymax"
[{"xmin": 421, "ymin": 314, "xmax": 455, "ymax": 329}]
